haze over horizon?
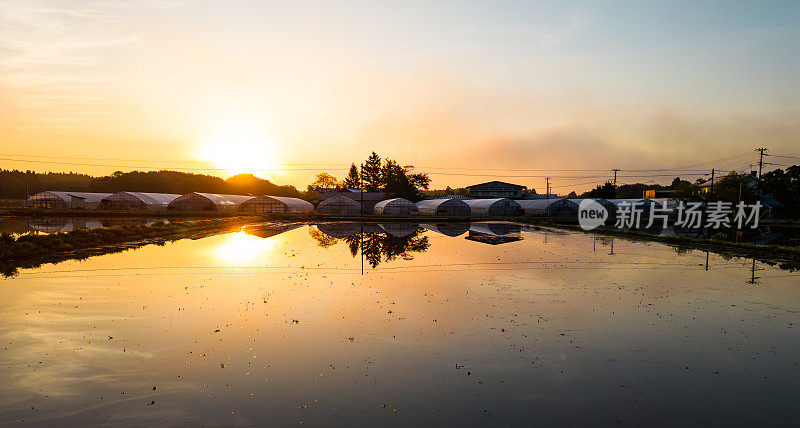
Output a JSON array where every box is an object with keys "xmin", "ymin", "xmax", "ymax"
[{"xmin": 1, "ymin": 0, "xmax": 798, "ymax": 192}]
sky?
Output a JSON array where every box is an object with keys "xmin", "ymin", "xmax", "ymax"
[{"xmin": 1, "ymin": 0, "xmax": 798, "ymax": 192}]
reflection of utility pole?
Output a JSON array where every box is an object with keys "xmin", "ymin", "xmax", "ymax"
[
  {"xmin": 746, "ymin": 258, "xmax": 762, "ymax": 285},
  {"xmin": 360, "ymin": 224, "xmax": 364, "ymax": 276},
  {"xmin": 609, "ymin": 239, "xmax": 614, "ymax": 255},
  {"xmin": 545, "ymin": 177, "xmax": 550, "ymax": 200},
  {"xmin": 705, "ymin": 250, "xmax": 709, "ymax": 271}
]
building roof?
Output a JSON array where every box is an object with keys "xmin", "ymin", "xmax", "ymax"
[{"xmin": 466, "ymin": 181, "xmax": 526, "ymax": 190}]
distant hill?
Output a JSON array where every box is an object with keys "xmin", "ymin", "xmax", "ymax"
[{"xmin": 0, "ymin": 169, "xmax": 303, "ymax": 199}]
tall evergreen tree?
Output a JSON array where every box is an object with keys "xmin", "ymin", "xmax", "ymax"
[
  {"xmin": 360, "ymin": 152, "xmax": 382, "ymax": 192},
  {"xmin": 343, "ymin": 163, "xmax": 360, "ymax": 189}
]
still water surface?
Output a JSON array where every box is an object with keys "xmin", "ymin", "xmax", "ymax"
[{"xmin": 1, "ymin": 222, "xmax": 799, "ymax": 426}]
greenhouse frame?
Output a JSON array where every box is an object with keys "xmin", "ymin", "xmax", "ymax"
[
  {"xmin": 26, "ymin": 191, "xmax": 112, "ymax": 209},
  {"xmin": 415, "ymin": 198, "xmax": 471, "ymax": 216},
  {"xmin": 373, "ymin": 198, "xmax": 419, "ymax": 215},
  {"xmin": 316, "ymin": 196, "xmax": 361, "ymax": 215},
  {"xmin": 167, "ymin": 192, "xmax": 253, "ymax": 211},
  {"xmin": 517, "ymin": 199, "xmax": 579, "ymax": 218},
  {"xmin": 239, "ymin": 196, "xmax": 313, "ymax": 213},
  {"xmin": 463, "ymin": 198, "xmax": 522, "ymax": 217},
  {"xmin": 101, "ymin": 192, "xmax": 181, "ymax": 210}
]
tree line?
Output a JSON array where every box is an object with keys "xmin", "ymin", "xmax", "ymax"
[{"xmin": 0, "ymin": 169, "xmax": 302, "ymax": 199}]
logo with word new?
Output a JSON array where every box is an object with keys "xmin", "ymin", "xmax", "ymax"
[{"xmin": 579, "ymin": 199, "xmax": 608, "ymax": 230}]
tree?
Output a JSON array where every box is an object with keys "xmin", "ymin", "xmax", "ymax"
[
  {"xmin": 711, "ymin": 172, "xmax": 756, "ymax": 203},
  {"xmin": 343, "ymin": 163, "xmax": 360, "ymax": 189},
  {"xmin": 762, "ymin": 165, "xmax": 800, "ymax": 217},
  {"xmin": 380, "ymin": 158, "xmax": 430, "ymax": 201},
  {"xmin": 581, "ymin": 182, "xmax": 616, "ymax": 199},
  {"xmin": 306, "ymin": 173, "xmax": 340, "ymax": 193},
  {"xmin": 360, "ymin": 152, "xmax": 382, "ymax": 192},
  {"xmin": 566, "ymin": 191, "xmax": 578, "ymax": 198}
]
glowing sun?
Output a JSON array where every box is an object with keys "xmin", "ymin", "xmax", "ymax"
[{"xmin": 197, "ymin": 122, "xmax": 282, "ymax": 178}]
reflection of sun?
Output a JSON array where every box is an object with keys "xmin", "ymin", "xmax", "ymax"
[
  {"xmin": 212, "ymin": 231, "xmax": 279, "ymax": 265},
  {"xmin": 197, "ymin": 121, "xmax": 282, "ymax": 179}
]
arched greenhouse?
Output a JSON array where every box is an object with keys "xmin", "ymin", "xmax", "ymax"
[
  {"xmin": 316, "ymin": 196, "xmax": 361, "ymax": 215},
  {"xmin": 463, "ymin": 198, "xmax": 522, "ymax": 217},
  {"xmin": 415, "ymin": 198, "xmax": 471, "ymax": 216},
  {"xmin": 101, "ymin": 192, "xmax": 181, "ymax": 210},
  {"xmin": 167, "ymin": 192, "xmax": 252, "ymax": 211},
  {"xmin": 374, "ymin": 198, "xmax": 419, "ymax": 215},
  {"xmin": 517, "ymin": 199, "xmax": 579, "ymax": 218},
  {"xmin": 239, "ymin": 196, "xmax": 313, "ymax": 213}
]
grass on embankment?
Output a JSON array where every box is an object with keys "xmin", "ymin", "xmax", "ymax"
[{"xmin": 0, "ymin": 217, "xmax": 253, "ymax": 276}]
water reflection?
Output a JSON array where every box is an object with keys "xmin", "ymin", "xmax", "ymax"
[
  {"xmin": 2, "ymin": 223, "xmax": 799, "ymax": 426},
  {"xmin": 1, "ymin": 217, "xmax": 159, "ymax": 235},
  {"xmin": 309, "ymin": 223, "xmax": 430, "ymax": 268},
  {"xmin": 465, "ymin": 222, "xmax": 523, "ymax": 245}
]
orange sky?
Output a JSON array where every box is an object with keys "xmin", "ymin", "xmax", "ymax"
[{"xmin": 1, "ymin": 1, "xmax": 798, "ymax": 193}]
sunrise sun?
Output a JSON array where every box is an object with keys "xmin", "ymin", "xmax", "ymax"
[{"xmin": 197, "ymin": 122, "xmax": 282, "ymax": 179}]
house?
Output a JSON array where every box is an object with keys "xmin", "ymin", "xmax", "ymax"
[
  {"xmin": 466, "ymin": 181, "xmax": 526, "ymax": 199},
  {"xmin": 643, "ymin": 189, "xmax": 673, "ymax": 199}
]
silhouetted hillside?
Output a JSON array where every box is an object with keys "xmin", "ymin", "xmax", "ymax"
[{"xmin": 0, "ymin": 170, "xmax": 94, "ymax": 199}]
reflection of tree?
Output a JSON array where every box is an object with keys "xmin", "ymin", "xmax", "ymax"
[
  {"xmin": 341, "ymin": 230, "xmax": 430, "ymax": 268},
  {"xmin": 308, "ymin": 226, "xmax": 338, "ymax": 248}
]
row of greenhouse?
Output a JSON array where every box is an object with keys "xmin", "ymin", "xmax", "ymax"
[{"xmin": 24, "ymin": 190, "xmax": 663, "ymax": 217}]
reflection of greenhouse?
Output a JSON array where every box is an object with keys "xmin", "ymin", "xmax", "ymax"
[
  {"xmin": 517, "ymin": 199, "xmax": 579, "ymax": 218},
  {"xmin": 245, "ymin": 223, "xmax": 302, "ymax": 238},
  {"xmin": 379, "ymin": 223, "xmax": 419, "ymax": 237},
  {"xmin": 99, "ymin": 218, "xmax": 156, "ymax": 228},
  {"xmin": 101, "ymin": 192, "xmax": 181, "ymax": 210},
  {"xmin": 28, "ymin": 218, "xmax": 104, "ymax": 233},
  {"xmin": 465, "ymin": 222, "xmax": 523, "ymax": 245},
  {"xmin": 415, "ymin": 198, "xmax": 470, "ymax": 216},
  {"xmin": 239, "ymin": 196, "xmax": 313, "ymax": 214},
  {"xmin": 26, "ymin": 191, "xmax": 112, "ymax": 209},
  {"xmin": 316, "ymin": 222, "xmax": 382, "ymax": 238},
  {"xmin": 316, "ymin": 196, "xmax": 361, "ymax": 215},
  {"xmin": 374, "ymin": 198, "xmax": 419, "ymax": 215},
  {"xmin": 463, "ymin": 199, "xmax": 522, "ymax": 216},
  {"xmin": 420, "ymin": 223, "xmax": 471, "ymax": 237},
  {"xmin": 167, "ymin": 193, "xmax": 252, "ymax": 211}
]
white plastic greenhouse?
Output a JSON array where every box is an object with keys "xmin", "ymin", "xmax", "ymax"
[
  {"xmin": 167, "ymin": 192, "xmax": 252, "ymax": 211},
  {"xmin": 26, "ymin": 191, "xmax": 112, "ymax": 209},
  {"xmin": 415, "ymin": 198, "xmax": 471, "ymax": 216},
  {"xmin": 374, "ymin": 198, "xmax": 419, "ymax": 215},
  {"xmin": 101, "ymin": 192, "xmax": 181, "ymax": 210},
  {"xmin": 239, "ymin": 196, "xmax": 313, "ymax": 213},
  {"xmin": 316, "ymin": 196, "xmax": 361, "ymax": 215},
  {"xmin": 517, "ymin": 199, "xmax": 579, "ymax": 217},
  {"xmin": 463, "ymin": 198, "xmax": 522, "ymax": 216}
]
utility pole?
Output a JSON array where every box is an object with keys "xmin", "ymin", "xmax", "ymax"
[
  {"xmin": 710, "ymin": 168, "xmax": 715, "ymax": 195},
  {"xmin": 612, "ymin": 169, "xmax": 619, "ymax": 187},
  {"xmin": 359, "ymin": 168, "xmax": 364, "ymax": 217},
  {"xmin": 545, "ymin": 177, "xmax": 550, "ymax": 200},
  {"xmin": 755, "ymin": 148, "xmax": 767, "ymax": 179}
]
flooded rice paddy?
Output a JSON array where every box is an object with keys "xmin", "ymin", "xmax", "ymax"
[{"xmin": 1, "ymin": 222, "xmax": 799, "ymax": 426}]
